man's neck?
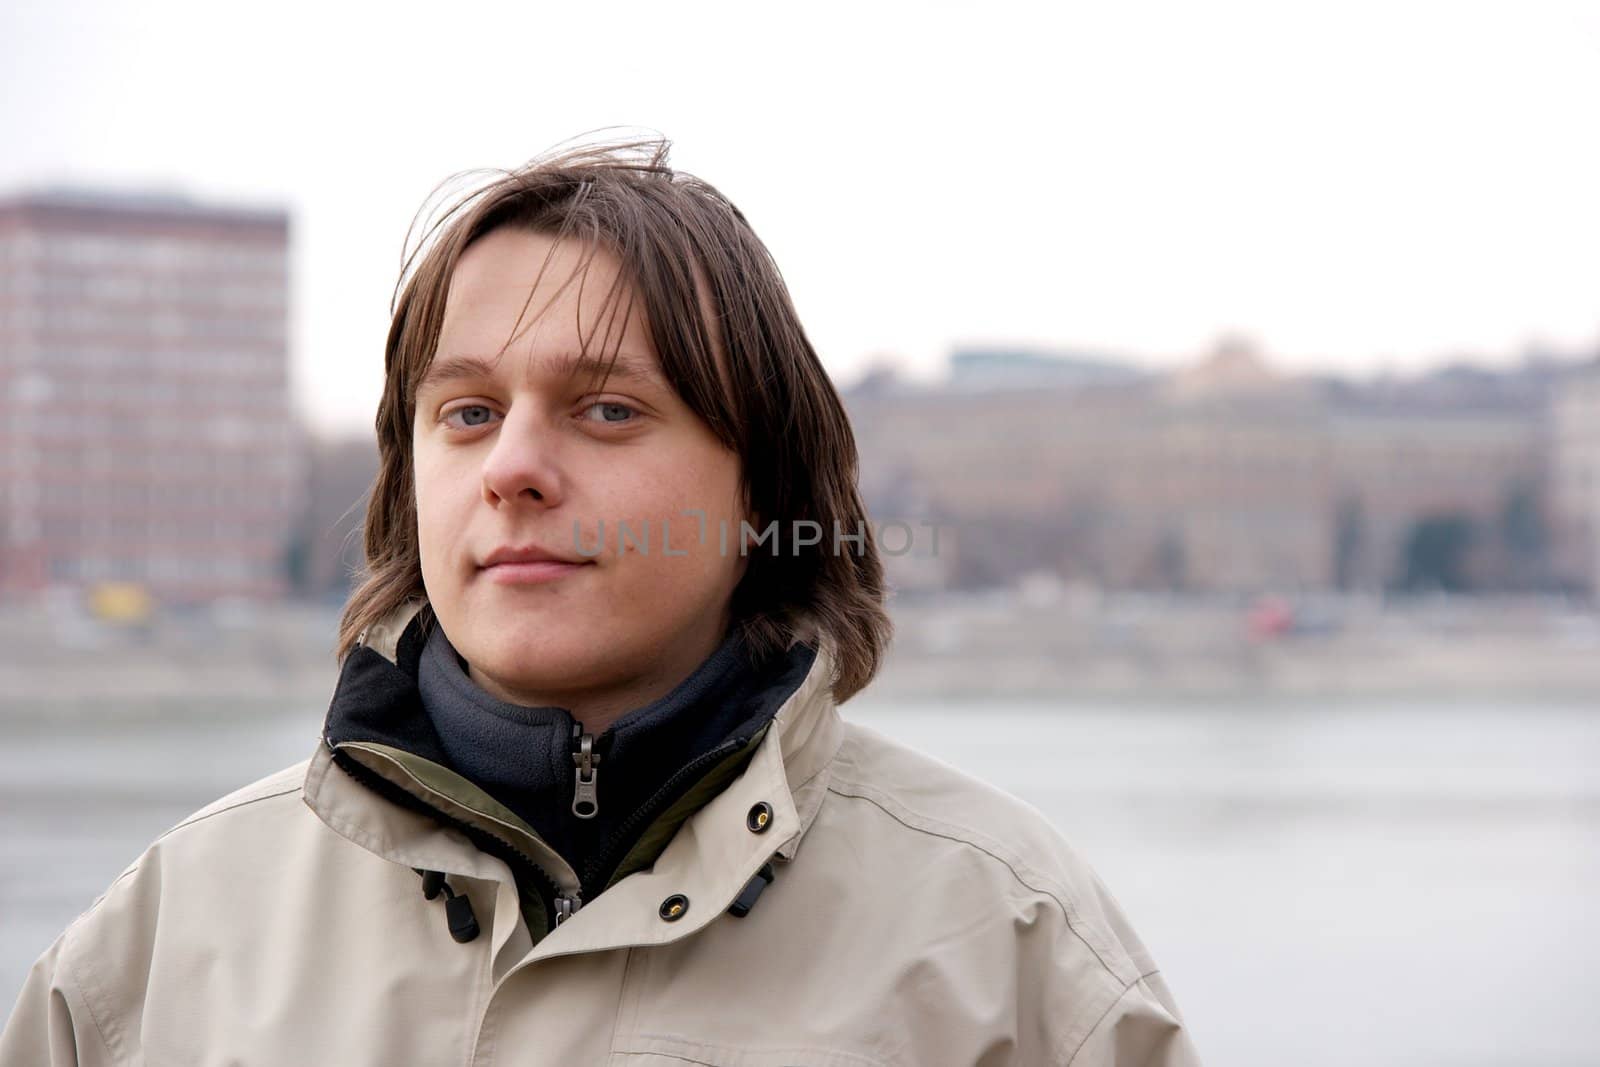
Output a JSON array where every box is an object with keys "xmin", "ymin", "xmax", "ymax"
[{"xmin": 464, "ymin": 618, "xmax": 733, "ymax": 733}]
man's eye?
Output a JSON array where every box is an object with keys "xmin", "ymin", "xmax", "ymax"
[
  {"xmin": 442, "ymin": 404, "xmax": 498, "ymax": 429},
  {"xmin": 583, "ymin": 401, "xmax": 638, "ymax": 425}
]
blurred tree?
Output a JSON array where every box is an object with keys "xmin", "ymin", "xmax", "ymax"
[
  {"xmin": 1498, "ymin": 479, "xmax": 1548, "ymax": 582},
  {"xmin": 1332, "ymin": 495, "xmax": 1368, "ymax": 591},
  {"xmin": 1155, "ymin": 528, "xmax": 1188, "ymax": 592},
  {"xmin": 282, "ymin": 531, "xmax": 311, "ymax": 592},
  {"xmin": 1395, "ymin": 514, "xmax": 1478, "ymax": 592}
]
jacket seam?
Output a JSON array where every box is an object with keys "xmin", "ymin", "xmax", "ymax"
[
  {"xmin": 1058, "ymin": 969, "xmax": 1166, "ymax": 1067},
  {"xmin": 154, "ymin": 783, "xmax": 305, "ymax": 844},
  {"xmin": 60, "ymin": 951, "xmax": 122, "ymax": 1065},
  {"xmin": 823, "ymin": 783, "xmax": 1124, "ymax": 980},
  {"xmin": 53, "ymin": 864, "xmax": 138, "ymax": 943},
  {"xmin": 622, "ymin": 1034, "xmax": 887, "ymax": 1067},
  {"xmin": 57, "ymin": 898, "xmax": 135, "ymax": 1066},
  {"xmin": 609, "ymin": 946, "xmax": 640, "ymax": 1056},
  {"xmin": 465, "ymin": 920, "xmax": 495, "ymax": 1067},
  {"xmin": 91, "ymin": 864, "xmax": 140, "ymax": 907}
]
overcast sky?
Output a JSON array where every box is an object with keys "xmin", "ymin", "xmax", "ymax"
[{"xmin": 3, "ymin": 0, "xmax": 1598, "ymax": 435}]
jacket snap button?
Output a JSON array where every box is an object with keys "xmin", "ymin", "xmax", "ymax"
[
  {"xmin": 746, "ymin": 801, "xmax": 774, "ymax": 833},
  {"xmin": 659, "ymin": 893, "xmax": 689, "ymax": 921}
]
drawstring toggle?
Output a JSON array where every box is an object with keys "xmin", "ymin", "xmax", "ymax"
[{"xmin": 414, "ymin": 868, "xmax": 481, "ymax": 943}]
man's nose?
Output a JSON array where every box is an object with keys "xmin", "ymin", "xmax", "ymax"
[{"xmin": 480, "ymin": 408, "xmax": 564, "ymax": 508}]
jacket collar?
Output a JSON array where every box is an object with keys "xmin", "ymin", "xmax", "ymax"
[{"xmin": 300, "ymin": 598, "xmax": 845, "ymax": 963}]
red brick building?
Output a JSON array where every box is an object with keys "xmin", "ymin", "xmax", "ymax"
[{"xmin": 0, "ymin": 190, "xmax": 300, "ymax": 602}]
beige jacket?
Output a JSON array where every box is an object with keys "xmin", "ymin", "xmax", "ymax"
[{"xmin": 2, "ymin": 603, "xmax": 1200, "ymax": 1066}]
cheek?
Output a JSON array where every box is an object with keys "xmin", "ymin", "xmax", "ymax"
[
  {"xmin": 607, "ymin": 458, "xmax": 745, "ymax": 579},
  {"xmin": 412, "ymin": 446, "xmax": 470, "ymax": 573},
  {"xmin": 412, "ymin": 453, "xmax": 437, "ymax": 540}
]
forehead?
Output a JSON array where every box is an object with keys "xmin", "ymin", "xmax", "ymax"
[{"xmin": 434, "ymin": 227, "xmax": 660, "ymax": 377}]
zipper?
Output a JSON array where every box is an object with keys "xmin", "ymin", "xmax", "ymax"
[
  {"xmin": 578, "ymin": 729, "xmax": 761, "ymax": 898},
  {"xmin": 570, "ymin": 725, "xmax": 602, "ymax": 820},
  {"xmin": 329, "ymin": 743, "xmax": 583, "ymax": 935}
]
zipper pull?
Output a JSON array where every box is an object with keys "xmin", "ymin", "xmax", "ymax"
[
  {"xmin": 571, "ymin": 727, "xmax": 601, "ymax": 819},
  {"xmin": 554, "ymin": 895, "xmax": 580, "ymax": 926}
]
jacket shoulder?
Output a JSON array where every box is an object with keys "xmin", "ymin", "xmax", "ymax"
[
  {"xmin": 156, "ymin": 757, "xmax": 311, "ymax": 843},
  {"xmin": 827, "ymin": 720, "xmax": 1156, "ymax": 988},
  {"xmin": 16, "ymin": 758, "xmax": 319, "ymax": 1060},
  {"xmin": 68, "ymin": 757, "xmax": 313, "ymax": 925}
]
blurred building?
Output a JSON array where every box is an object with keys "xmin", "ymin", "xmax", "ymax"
[
  {"xmin": 1551, "ymin": 365, "xmax": 1600, "ymax": 595},
  {"xmin": 287, "ymin": 435, "xmax": 379, "ymax": 601},
  {"xmin": 849, "ymin": 339, "xmax": 1576, "ymax": 597},
  {"xmin": 946, "ymin": 345, "xmax": 1144, "ymax": 392},
  {"xmin": 0, "ymin": 189, "xmax": 300, "ymax": 603}
]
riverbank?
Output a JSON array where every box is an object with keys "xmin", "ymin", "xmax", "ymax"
[{"xmin": 1, "ymin": 591, "xmax": 1595, "ymax": 719}]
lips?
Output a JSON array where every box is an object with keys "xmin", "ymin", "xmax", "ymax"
[
  {"xmin": 477, "ymin": 542, "xmax": 596, "ymax": 586},
  {"xmin": 480, "ymin": 543, "xmax": 591, "ymax": 568}
]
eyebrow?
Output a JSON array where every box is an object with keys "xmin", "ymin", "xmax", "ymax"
[{"xmin": 417, "ymin": 350, "xmax": 668, "ymax": 394}]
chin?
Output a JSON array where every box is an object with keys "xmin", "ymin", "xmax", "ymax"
[{"xmin": 457, "ymin": 618, "xmax": 608, "ymax": 689}]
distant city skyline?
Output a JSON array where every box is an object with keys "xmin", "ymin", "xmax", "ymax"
[
  {"xmin": 3, "ymin": 180, "xmax": 1593, "ymax": 603},
  {"xmin": 4, "ymin": 0, "xmax": 1598, "ymax": 434}
]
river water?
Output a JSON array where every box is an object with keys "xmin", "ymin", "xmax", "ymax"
[{"xmin": 3, "ymin": 696, "xmax": 1597, "ymax": 1066}]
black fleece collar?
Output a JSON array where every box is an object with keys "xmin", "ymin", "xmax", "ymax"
[{"xmin": 322, "ymin": 606, "xmax": 818, "ymax": 893}]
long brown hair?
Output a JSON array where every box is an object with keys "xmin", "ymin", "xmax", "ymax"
[{"xmin": 338, "ymin": 132, "xmax": 891, "ymax": 704}]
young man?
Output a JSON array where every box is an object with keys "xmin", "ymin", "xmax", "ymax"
[{"xmin": 1, "ymin": 138, "xmax": 1200, "ymax": 1065}]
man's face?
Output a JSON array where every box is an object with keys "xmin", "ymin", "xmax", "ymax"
[{"xmin": 412, "ymin": 227, "xmax": 750, "ymax": 714}]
